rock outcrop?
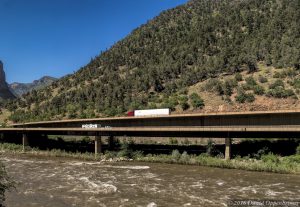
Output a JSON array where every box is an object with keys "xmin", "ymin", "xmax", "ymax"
[
  {"xmin": 0, "ymin": 60, "xmax": 16, "ymax": 100},
  {"xmin": 9, "ymin": 76, "xmax": 57, "ymax": 97}
]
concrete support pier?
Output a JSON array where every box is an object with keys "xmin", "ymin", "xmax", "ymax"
[
  {"xmin": 225, "ymin": 137, "xmax": 232, "ymax": 160},
  {"xmin": 22, "ymin": 134, "xmax": 29, "ymax": 152},
  {"xmin": 94, "ymin": 136, "xmax": 102, "ymax": 156}
]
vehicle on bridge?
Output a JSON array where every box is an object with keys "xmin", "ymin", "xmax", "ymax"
[{"xmin": 127, "ymin": 108, "xmax": 170, "ymax": 117}]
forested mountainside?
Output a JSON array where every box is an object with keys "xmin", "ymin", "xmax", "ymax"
[
  {"xmin": 4, "ymin": 0, "xmax": 300, "ymax": 123},
  {"xmin": 9, "ymin": 76, "xmax": 57, "ymax": 97}
]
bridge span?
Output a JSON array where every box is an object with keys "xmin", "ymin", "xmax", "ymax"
[{"xmin": 2, "ymin": 110, "xmax": 300, "ymax": 159}]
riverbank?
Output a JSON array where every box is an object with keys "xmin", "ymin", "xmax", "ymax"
[{"xmin": 0, "ymin": 143, "xmax": 299, "ymax": 174}]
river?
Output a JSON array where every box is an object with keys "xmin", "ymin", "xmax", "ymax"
[{"xmin": 2, "ymin": 155, "xmax": 300, "ymax": 207}]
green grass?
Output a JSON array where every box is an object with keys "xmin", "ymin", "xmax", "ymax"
[
  {"xmin": 136, "ymin": 152, "xmax": 300, "ymax": 174},
  {"xmin": 0, "ymin": 143, "xmax": 299, "ymax": 174}
]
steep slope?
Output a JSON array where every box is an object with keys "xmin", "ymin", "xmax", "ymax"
[
  {"xmin": 0, "ymin": 61, "xmax": 16, "ymax": 100},
  {"xmin": 7, "ymin": 0, "xmax": 300, "ymax": 122},
  {"xmin": 9, "ymin": 76, "xmax": 57, "ymax": 97}
]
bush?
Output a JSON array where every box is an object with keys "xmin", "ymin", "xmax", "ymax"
[
  {"xmin": 253, "ymin": 147, "xmax": 269, "ymax": 159},
  {"xmin": 171, "ymin": 150, "xmax": 181, "ymax": 161},
  {"xmin": 261, "ymin": 153, "xmax": 280, "ymax": 163},
  {"xmin": 267, "ymin": 87, "xmax": 296, "ymax": 98},
  {"xmin": 161, "ymin": 96, "xmax": 178, "ymax": 111},
  {"xmin": 180, "ymin": 151, "xmax": 190, "ymax": 163},
  {"xmin": 273, "ymin": 71, "xmax": 285, "ymax": 78},
  {"xmin": 215, "ymin": 81, "xmax": 225, "ymax": 95},
  {"xmin": 235, "ymin": 73, "xmax": 243, "ymax": 82},
  {"xmin": 253, "ymin": 85, "xmax": 265, "ymax": 95},
  {"xmin": 236, "ymin": 89, "xmax": 255, "ymax": 103},
  {"xmin": 117, "ymin": 142, "xmax": 133, "ymax": 158},
  {"xmin": 189, "ymin": 93, "xmax": 205, "ymax": 109},
  {"xmin": 206, "ymin": 139, "xmax": 216, "ymax": 156},
  {"xmin": 224, "ymin": 79, "xmax": 236, "ymax": 96},
  {"xmin": 204, "ymin": 79, "xmax": 222, "ymax": 92},
  {"xmin": 179, "ymin": 95, "xmax": 189, "ymax": 110},
  {"xmin": 104, "ymin": 151, "xmax": 117, "ymax": 159},
  {"xmin": 169, "ymin": 138, "xmax": 178, "ymax": 145},
  {"xmin": 269, "ymin": 80, "xmax": 285, "ymax": 89},
  {"xmin": 182, "ymin": 138, "xmax": 191, "ymax": 145},
  {"xmin": 292, "ymin": 79, "xmax": 300, "ymax": 89},
  {"xmin": 245, "ymin": 76, "xmax": 257, "ymax": 87},
  {"xmin": 258, "ymin": 75, "xmax": 268, "ymax": 83}
]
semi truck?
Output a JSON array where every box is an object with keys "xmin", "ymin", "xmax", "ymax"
[{"xmin": 127, "ymin": 108, "xmax": 170, "ymax": 117}]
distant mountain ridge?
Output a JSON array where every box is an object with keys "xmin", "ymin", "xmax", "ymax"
[
  {"xmin": 0, "ymin": 61, "xmax": 16, "ymax": 100},
  {"xmin": 9, "ymin": 76, "xmax": 57, "ymax": 97}
]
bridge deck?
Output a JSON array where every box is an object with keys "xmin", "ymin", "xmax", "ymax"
[
  {"xmin": 1, "ymin": 126, "xmax": 300, "ymax": 138},
  {"xmin": 10, "ymin": 109, "xmax": 300, "ymax": 127}
]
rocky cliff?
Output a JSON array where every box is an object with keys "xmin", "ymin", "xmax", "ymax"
[
  {"xmin": 9, "ymin": 76, "xmax": 57, "ymax": 97},
  {"xmin": 0, "ymin": 61, "xmax": 15, "ymax": 100}
]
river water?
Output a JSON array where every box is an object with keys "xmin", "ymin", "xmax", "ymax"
[{"xmin": 2, "ymin": 155, "xmax": 300, "ymax": 207}]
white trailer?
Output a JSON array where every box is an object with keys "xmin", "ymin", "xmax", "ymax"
[{"xmin": 134, "ymin": 108, "xmax": 170, "ymax": 117}]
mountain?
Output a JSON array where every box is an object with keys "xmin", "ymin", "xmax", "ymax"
[
  {"xmin": 9, "ymin": 76, "xmax": 57, "ymax": 97},
  {"xmin": 6, "ymin": 0, "xmax": 300, "ymax": 123},
  {"xmin": 0, "ymin": 61, "xmax": 16, "ymax": 100}
]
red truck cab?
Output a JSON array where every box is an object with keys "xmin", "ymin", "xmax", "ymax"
[{"xmin": 127, "ymin": 111, "xmax": 134, "ymax": 116}]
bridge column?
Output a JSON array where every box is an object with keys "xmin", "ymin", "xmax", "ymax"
[
  {"xmin": 225, "ymin": 137, "xmax": 231, "ymax": 160},
  {"xmin": 94, "ymin": 136, "xmax": 102, "ymax": 156},
  {"xmin": 22, "ymin": 134, "xmax": 29, "ymax": 152}
]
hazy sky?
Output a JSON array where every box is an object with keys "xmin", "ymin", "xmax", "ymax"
[{"xmin": 0, "ymin": 0, "xmax": 188, "ymax": 83}]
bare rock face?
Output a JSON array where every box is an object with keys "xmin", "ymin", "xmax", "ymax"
[
  {"xmin": 9, "ymin": 76, "xmax": 57, "ymax": 97},
  {"xmin": 0, "ymin": 60, "xmax": 16, "ymax": 100}
]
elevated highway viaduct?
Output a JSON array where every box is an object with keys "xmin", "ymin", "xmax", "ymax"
[
  {"xmin": 3, "ymin": 110, "xmax": 300, "ymax": 159},
  {"xmin": 10, "ymin": 110, "xmax": 300, "ymax": 128}
]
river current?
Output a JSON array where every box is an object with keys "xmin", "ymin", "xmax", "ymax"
[{"xmin": 2, "ymin": 155, "xmax": 300, "ymax": 207}]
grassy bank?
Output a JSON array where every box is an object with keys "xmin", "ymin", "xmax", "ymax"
[{"xmin": 0, "ymin": 143, "xmax": 300, "ymax": 174}]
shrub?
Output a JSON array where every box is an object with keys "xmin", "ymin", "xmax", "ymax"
[
  {"xmin": 117, "ymin": 142, "xmax": 133, "ymax": 158},
  {"xmin": 224, "ymin": 79, "xmax": 236, "ymax": 96},
  {"xmin": 245, "ymin": 76, "xmax": 257, "ymax": 87},
  {"xmin": 206, "ymin": 139, "xmax": 216, "ymax": 156},
  {"xmin": 258, "ymin": 75, "xmax": 268, "ymax": 83},
  {"xmin": 273, "ymin": 71, "xmax": 284, "ymax": 78},
  {"xmin": 253, "ymin": 147, "xmax": 269, "ymax": 159},
  {"xmin": 204, "ymin": 78, "xmax": 222, "ymax": 92},
  {"xmin": 253, "ymin": 85, "xmax": 265, "ymax": 95},
  {"xmin": 235, "ymin": 73, "xmax": 243, "ymax": 82},
  {"xmin": 180, "ymin": 151, "xmax": 191, "ymax": 163},
  {"xmin": 189, "ymin": 93, "xmax": 205, "ymax": 109},
  {"xmin": 261, "ymin": 153, "xmax": 280, "ymax": 163},
  {"xmin": 104, "ymin": 151, "xmax": 117, "ymax": 159},
  {"xmin": 269, "ymin": 80, "xmax": 285, "ymax": 89},
  {"xmin": 236, "ymin": 89, "xmax": 255, "ymax": 103},
  {"xmin": 292, "ymin": 79, "xmax": 300, "ymax": 89},
  {"xmin": 179, "ymin": 95, "xmax": 189, "ymax": 110},
  {"xmin": 161, "ymin": 96, "xmax": 178, "ymax": 111},
  {"xmin": 215, "ymin": 81, "xmax": 225, "ymax": 95},
  {"xmin": 182, "ymin": 138, "xmax": 191, "ymax": 145},
  {"xmin": 267, "ymin": 87, "xmax": 296, "ymax": 98},
  {"xmin": 169, "ymin": 138, "xmax": 178, "ymax": 145},
  {"xmin": 171, "ymin": 150, "xmax": 181, "ymax": 161}
]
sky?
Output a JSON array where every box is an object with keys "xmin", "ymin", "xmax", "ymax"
[{"xmin": 0, "ymin": 0, "xmax": 188, "ymax": 83}]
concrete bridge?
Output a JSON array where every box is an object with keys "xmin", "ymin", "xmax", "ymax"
[{"xmin": 2, "ymin": 110, "xmax": 300, "ymax": 159}]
